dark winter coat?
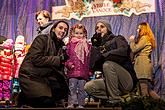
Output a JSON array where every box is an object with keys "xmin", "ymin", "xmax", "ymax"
[
  {"xmin": 90, "ymin": 33, "xmax": 138, "ymax": 90},
  {"xmin": 19, "ymin": 31, "xmax": 69, "ymax": 100}
]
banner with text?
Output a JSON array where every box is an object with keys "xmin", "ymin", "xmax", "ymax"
[{"xmin": 52, "ymin": 0, "xmax": 155, "ymax": 21}]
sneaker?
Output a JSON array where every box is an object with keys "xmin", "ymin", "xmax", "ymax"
[
  {"xmin": 90, "ymin": 97, "xmax": 95, "ymax": 102},
  {"xmin": 85, "ymin": 98, "xmax": 89, "ymax": 102},
  {"xmin": 67, "ymin": 104, "xmax": 74, "ymax": 108},
  {"xmin": 76, "ymin": 105, "xmax": 84, "ymax": 109}
]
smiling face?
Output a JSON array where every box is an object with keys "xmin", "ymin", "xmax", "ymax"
[
  {"xmin": 70, "ymin": 24, "xmax": 87, "ymax": 40},
  {"xmin": 73, "ymin": 28, "xmax": 84, "ymax": 39},
  {"xmin": 95, "ymin": 22, "xmax": 108, "ymax": 37},
  {"xmin": 53, "ymin": 22, "xmax": 68, "ymax": 40},
  {"xmin": 36, "ymin": 13, "xmax": 49, "ymax": 27}
]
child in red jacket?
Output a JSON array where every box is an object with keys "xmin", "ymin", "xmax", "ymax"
[{"xmin": 0, "ymin": 39, "xmax": 17, "ymax": 101}]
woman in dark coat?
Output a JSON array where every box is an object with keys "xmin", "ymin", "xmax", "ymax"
[{"xmin": 18, "ymin": 20, "xmax": 69, "ymax": 108}]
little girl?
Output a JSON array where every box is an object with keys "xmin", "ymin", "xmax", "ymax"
[
  {"xmin": 65, "ymin": 23, "xmax": 91, "ymax": 108},
  {"xmin": 0, "ymin": 39, "xmax": 17, "ymax": 102},
  {"xmin": 13, "ymin": 35, "xmax": 26, "ymax": 94}
]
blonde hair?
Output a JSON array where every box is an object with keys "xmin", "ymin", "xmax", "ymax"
[
  {"xmin": 35, "ymin": 10, "xmax": 51, "ymax": 21},
  {"xmin": 69, "ymin": 23, "xmax": 87, "ymax": 40},
  {"xmin": 138, "ymin": 22, "xmax": 156, "ymax": 49}
]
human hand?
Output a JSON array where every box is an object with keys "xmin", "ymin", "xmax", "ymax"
[
  {"xmin": 98, "ymin": 45, "xmax": 106, "ymax": 53},
  {"xmin": 60, "ymin": 53, "xmax": 69, "ymax": 63},
  {"xmin": 129, "ymin": 35, "xmax": 135, "ymax": 42},
  {"xmin": 91, "ymin": 33, "xmax": 102, "ymax": 47},
  {"xmin": 67, "ymin": 64, "xmax": 74, "ymax": 70},
  {"xmin": 71, "ymin": 64, "xmax": 75, "ymax": 69}
]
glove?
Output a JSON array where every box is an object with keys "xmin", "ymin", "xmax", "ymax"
[
  {"xmin": 60, "ymin": 53, "xmax": 69, "ymax": 63},
  {"xmin": 98, "ymin": 45, "xmax": 106, "ymax": 53},
  {"xmin": 91, "ymin": 33, "xmax": 102, "ymax": 47}
]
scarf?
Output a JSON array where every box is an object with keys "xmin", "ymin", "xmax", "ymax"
[{"xmin": 70, "ymin": 37, "xmax": 89, "ymax": 64}]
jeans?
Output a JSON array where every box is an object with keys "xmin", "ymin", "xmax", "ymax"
[
  {"xmin": 68, "ymin": 78, "xmax": 86, "ymax": 106},
  {"xmin": 85, "ymin": 61, "xmax": 133, "ymax": 101}
]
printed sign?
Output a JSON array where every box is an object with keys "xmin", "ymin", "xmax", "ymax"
[{"xmin": 52, "ymin": 0, "xmax": 155, "ymax": 21}]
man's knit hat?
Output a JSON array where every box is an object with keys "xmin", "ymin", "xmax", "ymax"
[{"xmin": 96, "ymin": 20, "xmax": 112, "ymax": 32}]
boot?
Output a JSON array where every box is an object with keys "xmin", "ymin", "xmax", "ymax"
[
  {"xmin": 139, "ymin": 79, "xmax": 149, "ymax": 97},
  {"xmin": 149, "ymin": 90, "xmax": 160, "ymax": 100}
]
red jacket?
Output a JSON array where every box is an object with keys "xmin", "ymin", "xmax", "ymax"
[{"xmin": 0, "ymin": 51, "xmax": 17, "ymax": 80}]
